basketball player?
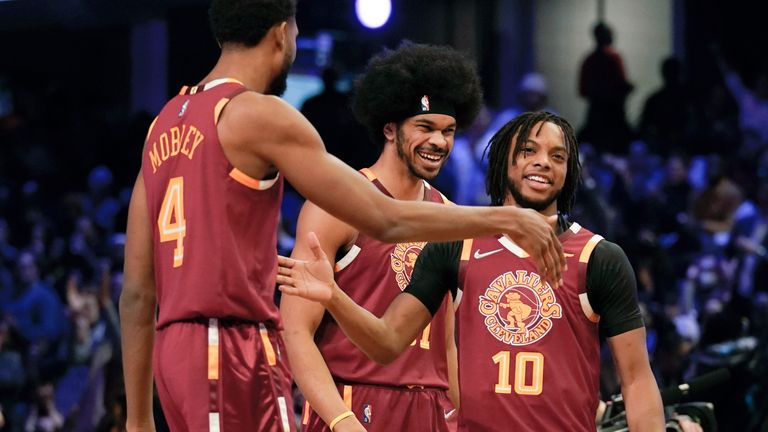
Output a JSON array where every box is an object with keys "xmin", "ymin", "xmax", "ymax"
[
  {"xmin": 277, "ymin": 111, "xmax": 665, "ymax": 431},
  {"xmin": 281, "ymin": 43, "xmax": 479, "ymax": 432},
  {"xmin": 120, "ymin": 1, "xmax": 567, "ymax": 431}
]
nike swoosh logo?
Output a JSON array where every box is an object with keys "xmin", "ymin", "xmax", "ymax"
[{"xmin": 474, "ymin": 248, "xmax": 503, "ymax": 259}]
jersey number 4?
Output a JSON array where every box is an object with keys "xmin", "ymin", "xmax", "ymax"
[
  {"xmin": 158, "ymin": 176, "xmax": 187, "ymax": 268},
  {"xmin": 493, "ymin": 351, "xmax": 544, "ymax": 395}
]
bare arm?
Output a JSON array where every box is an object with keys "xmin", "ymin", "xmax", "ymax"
[
  {"xmin": 607, "ymin": 327, "xmax": 664, "ymax": 432},
  {"xmin": 219, "ymin": 94, "xmax": 565, "ymax": 286},
  {"xmin": 280, "ymin": 203, "xmax": 366, "ymax": 432},
  {"xmin": 277, "ymin": 232, "xmax": 432, "ymax": 364},
  {"xmin": 120, "ymin": 174, "xmax": 157, "ymax": 432}
]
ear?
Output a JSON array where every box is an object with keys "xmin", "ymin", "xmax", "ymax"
[
  {"xmin": 383, "ymin": 122, "xmax": 397, "ymax": 143},
  {"xmin": 270, "ymin": 21, "xmax": 288, "ymax": 52}
]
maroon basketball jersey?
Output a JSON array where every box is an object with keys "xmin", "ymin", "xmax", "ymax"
[
  {"xmin": 455, "ymin": 223, "xmax": 603, "ymax": 431},
  {"xmin": 317, "ymin": 168, "xmax": 452, "ymax": 389},
  {"xmin": 142, "ymin": 79, "xmax": 284, "ymax": 329}
]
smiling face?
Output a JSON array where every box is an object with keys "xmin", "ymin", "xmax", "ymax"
[
  {"xmin": 504, "ymin": 121, "xmax": 568, "ymax": 215},
  {"xmin": 390, "ymin": 113, "xmax": 456, "ymax": 180}
]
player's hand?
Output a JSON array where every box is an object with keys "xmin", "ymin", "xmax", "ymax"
[
  {"xmin": 504, "ymin": 207, "xmax": 565, "ymax": 288},
  {"xmin": 671, "ymin": 415, "xmax": 703, "ymax": 432},
  {"xmin": 277, "ymin": 232, "xmax": 335, "ymax": 304}
]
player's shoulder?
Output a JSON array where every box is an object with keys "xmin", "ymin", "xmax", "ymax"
[
  {"xmin": 592, "ymin": 239, "xmax": 626, "ymax": 258},
  {"xmin": 224, "ymin": 92, "xmax": 300, "ymax": 127},
  {"xmin": 587, "ymin": 238, "xmax": 631, "ymax": 273},
  {"xmin": 297, "ymin": 199, "xmax": 358, "ymax": 244}
]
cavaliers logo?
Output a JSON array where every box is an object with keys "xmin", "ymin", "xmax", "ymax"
[
  {"xmin": 478, "ymin": 270, "xmax": 562, "ymax": 346},
  {"xmin": 391, "ymin": 242, "xmax": 426, "ymax": 290}
]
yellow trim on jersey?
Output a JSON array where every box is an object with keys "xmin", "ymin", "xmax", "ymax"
[
  {"xmin": 342, "ymin": 385, "xmax": 352, "ymax": 409},
  {"xmin": 579, "ymin": 293, "xmax": 600, "ymax": 323},
  {"xmin": 207, "ymin": 318, "xmax": 219, "ymax": 380},
  {"xmin": 460, "ymin": 238, "xmax": 474, "ymax": 261},
  {"xmin": 144, "ymin": 116, "xmax": 159, "ymax": 144},
  {"xmin": 229, "ymin": 168, "xmax": 280, "ymax": 190},
  {"xmin": 258, "ymin": 323, "xmax": 277, "ymax": 366},
  {"xmin": 214, "ymin": 98, "xmax": 230, "ymax": 126},
  {"xmin": 203, "ymin": 77, "xmax": 244, "ymax": 90},
  {"xmin": 302, "ymin": 401, "xmax": 311, "ymax": 425},
  {"xmin": 579, "ymin": 234, "xmax": 604, "ymax": 263},
  {"xmin": 360, "ymin": 168, "xmax": 377, "ymax": 181},
  {"xmin": 334, "ymin": 244, "xmax": 361, "ymax": 272},
  {"xmin": 179, "ymin": 86, "xmax": 189, "ymax": 95}
]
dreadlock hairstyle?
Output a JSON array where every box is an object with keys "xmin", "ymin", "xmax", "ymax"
[
  {"xmin": 352, "ymin": 41, "xmax": 483, "ymax": 146},
  {"xmin": 209, "ymin": 0, "xmax": 297, "ymax": 47},
  {"xmin": 484, "ymin": 111, "xmax": 581, "ymax": 214}
]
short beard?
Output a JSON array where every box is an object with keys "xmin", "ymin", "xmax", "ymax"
[
  {"xmin": 266, "ymin": 68, "xmax": 289, "ymax": 96},
  {"xmin": 394, "ymin": 128, "xmax": 442, "ymax": 181},
  {"xmin": 506, "ymin": 177, "xmax": 560, "ymax": 212},
  {"xmin": 266, "ymin": 55, "xmax": 292, "ymax": 96}
]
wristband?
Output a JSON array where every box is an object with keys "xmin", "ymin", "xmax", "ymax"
[{"xmin": 329, "ymin": 411, "xmax": 355, "ymax": 431}]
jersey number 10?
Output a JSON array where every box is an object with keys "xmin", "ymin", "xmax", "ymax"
[
  {"xmin": 158, "ymin": 176, "xmax": 187, "ymax": 268},
  {"xmin": 492, "ymin": 351, "xmax": 544, "ymax": 395}
]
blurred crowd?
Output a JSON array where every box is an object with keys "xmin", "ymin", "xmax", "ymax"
[{"xmin": 2, "ymin": 35, "xmax": 768, "ymax": 432}]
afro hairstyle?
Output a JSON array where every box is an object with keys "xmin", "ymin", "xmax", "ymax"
[
  {"xmin": 352, "ymin": 41, "xmax": 483, "ymax": 145},
  {"xmin": 209, "ymin": 0, "xmax": 296, "ymax": 47}
]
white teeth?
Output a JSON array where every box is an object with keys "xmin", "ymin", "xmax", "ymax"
[
  {"xmin": 526, "ymin": 175, "xmax": 550, "ymax": 184},
  {"xmin": 418, "ymin": 152, "xmax": 442, "ymax": 161}
]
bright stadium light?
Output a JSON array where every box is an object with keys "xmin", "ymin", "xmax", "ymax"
[{"xmin": 355, "ymin": 0, "xmax": 391, "ymax": 29}]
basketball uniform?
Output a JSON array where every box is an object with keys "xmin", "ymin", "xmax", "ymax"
[
  {"xmin": 142, "ymin": 78, "xmax": 295, "ymax": 432},
  {"xmin": 405, "ymin": 221, "xmax": 642, "ymax": 431},
  {"xmin": 301, "ymin": 168, "xmax": 453, "ymax": 432}
]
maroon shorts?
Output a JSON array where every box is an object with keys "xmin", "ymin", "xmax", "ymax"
[
  {"xmin": 300, "ymin": 382, "xmax": 452, "ymax": 432},
  {"xmin": 153, "ymin": 319, "xmax": 297, "ymax": 432}
]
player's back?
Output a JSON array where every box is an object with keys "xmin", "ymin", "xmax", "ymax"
[{"xmin": 142, "ymin": 79, "xmax": 283, "ymax": 328}]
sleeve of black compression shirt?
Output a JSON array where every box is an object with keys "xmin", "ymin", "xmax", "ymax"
[
  {"xmin": 585, "ymin": 240, "xmax": 645, "ymax": 338},
  {"xmin": 403, "ymin": 240, "xmax": 463, "ymax": 315}
]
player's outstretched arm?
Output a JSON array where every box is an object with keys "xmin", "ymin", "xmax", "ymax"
[
  {"xmin": 280, "ymin": 204, "xmax": 367, "ymax": 432},
  {"xmin": 220, "ymin": 94, "xmax": 565, "ymax": 287},
  {"xmin": 120, "ymin": 174, "xmax": 157, "ymax": 432},
  {"xmin": 278, "ymin": 232, "xmax": 432, "ymax": 364}
]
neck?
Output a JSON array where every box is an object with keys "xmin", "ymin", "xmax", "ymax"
[
  {"xmin": 503, "ymin": 198, "xmax": 559, "ymax": 230},
  {"xmin": 368, "ymin": 146, "xmax": 426, "ymax": 201},
  {"xmin": 201, "ymin": 47, "xmax": 274, "ymax": 93}
]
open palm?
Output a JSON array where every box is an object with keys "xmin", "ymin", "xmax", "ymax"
[{"xmin": 277, "ymin": 232, "xmax": 335, "ymax": 303}]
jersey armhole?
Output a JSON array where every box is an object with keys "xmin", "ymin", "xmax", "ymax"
[
  {"xmin": 578, "ymin": 234, "xmax": 604, "ymax": 323},
  {"xmin": 455, "ymin": 238, "xmax": 473, "ymax": 308}
]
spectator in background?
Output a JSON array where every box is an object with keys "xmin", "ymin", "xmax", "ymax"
[
  {"xmin": 727, "ymin": 176, "xmax": 768, "ymax": 298},
  {"xmin": 690, "ymin": 156, "xmax": 745, "ymax": 256},
  {"xmin": 690, "ymin": 83, "xmax": 740, "ymax": 156},
  {"xmin": 713, "ymin": 46, "xmax": 768, "ymax": 158},
  {"xmin": 438, "ymin": 104, "xmax": 492, "ymax": 205},
  {"xmin": 638, "ymin": 57, "xmax": 694, "ymax": 156},
  {"xmin": 301, "ymin": 67, "xmax": 375, "ymax": 170},
  {"xmin": 477, "ymin": 72, "xmax": 554, "ymax": 165},
  {"xmin": 5, "ymin": 251, "xmax": 66, "ymax": 345},
  {"xmin": 578, "ymin": 22, "xmax": 634, "ymax": 155},
  {"xmin": 0, "ymin": 319, "xmax": 25, "ymax": 432}
]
